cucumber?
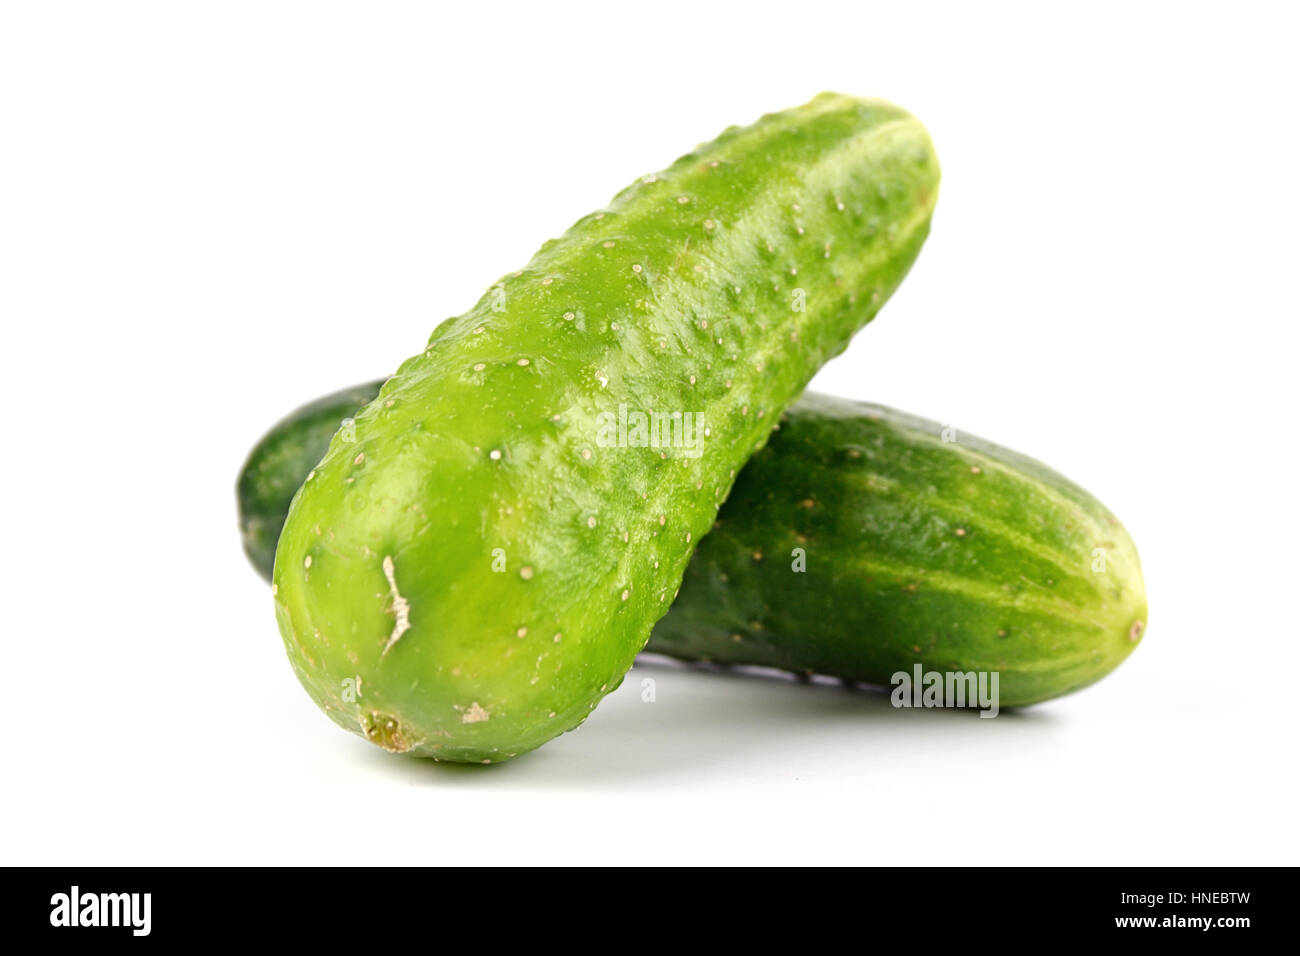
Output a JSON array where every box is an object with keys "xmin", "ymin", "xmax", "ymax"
[
  {"xmin": 273, "ymin": 93, "xmax": 941, "ymax": 762},
  {"xmin": 244, "ymin": 385, "xmax": 1146, "ymax": 709},
  {"xmin": 652, "ymin": 393, "xmax": 1146, "ymax": 708}
]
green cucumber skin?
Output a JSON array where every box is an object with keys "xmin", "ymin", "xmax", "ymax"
[
  {"xmin": 245, "ymin": 385, "xmax": 1145, "ymax": 710},
  {"xmin": 237, "ymin": 382, "xmax": 386, "ymax": 581},
  {"xmin": 651, "ymin": 393, "xmax": 1146, "ymax": 708},
  {"xmin": 273, "ymin": 93, "xmax": 940, "ymax": 762}
]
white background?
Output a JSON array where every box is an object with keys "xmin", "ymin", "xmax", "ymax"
[{"xmin": 3, "ymin": 1, "xmax": 1297, "ymax": 865}]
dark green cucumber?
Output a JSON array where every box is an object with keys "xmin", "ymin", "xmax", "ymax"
[
  {"xmin": 654, "ymin": 393, "xmax": 1146, "ymax": 707},
  {"xmin": 245, "ymin": 384, "xmax": 1145, "ymax": 709},
  {"xmin": 272, "ymin": 94, "xmax": 940, "ymax": 762}
]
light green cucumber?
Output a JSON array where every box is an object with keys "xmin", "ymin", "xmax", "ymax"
[
  {"xmin": 273, "ymin": 93, "xmax": 941, "ymax": 762},
  {"xmin": 246, "ymin": 384, "xmax": 1145, "ymax": 709}
]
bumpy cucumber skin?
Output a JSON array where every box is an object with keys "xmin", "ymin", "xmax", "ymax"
[
  {"xmin": 650, "ymin": 394, "xmax": 1147, "ymax": 707},
  {"xmin": 246, "ymin": 386, "xmax": 1145, "ymax": 708},
  {"xmin": 273, "ymin": 93, "xmax": 940, "ymax": 762},
  {"xmin": 238, "ymin": 382, "xmax": 385, "ymax": 581}
]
